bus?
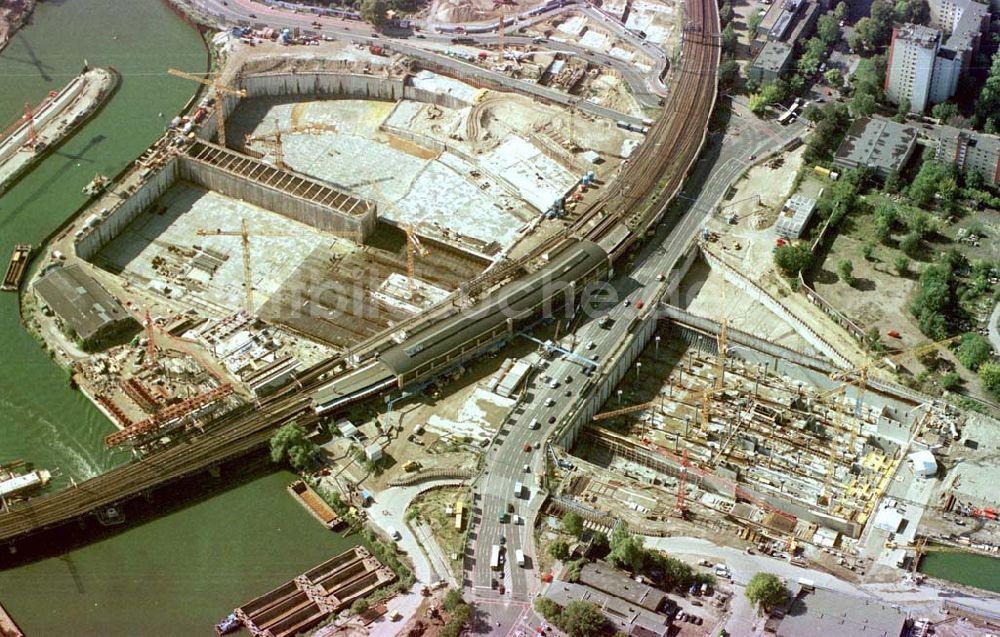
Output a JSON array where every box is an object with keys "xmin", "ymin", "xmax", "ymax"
[{"xmin": 491, "ymin": 545, "xmax": 502, "ymax": 570}]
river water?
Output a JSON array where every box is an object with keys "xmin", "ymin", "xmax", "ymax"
[{"xmin": 0, "ymin": 1, "xmax": 354, "ymax": 633}]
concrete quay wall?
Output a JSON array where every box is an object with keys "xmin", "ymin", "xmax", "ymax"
[{"xmin": 75, "ymin": 160, "xmax": 180, "ymax": 261}]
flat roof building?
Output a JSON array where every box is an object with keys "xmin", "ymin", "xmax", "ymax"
[
  {"xmin": 833, "ymin": 117, "xmax": 918, "ymax": 179},
  {"xmin": 749, "ymin": 41, "xmax": 794, "ymax": 83},
  {"xmin": 928, "ymin": 123, "xmax": 1000, "ymax": 187},
  {"xmin": 578, "ymin": 562, "xmax": 667, "ymax": 612},
  {"xmin": 545, "ymin": 581, "xmax": 671, "ymax": 637},
  {"xmin": 32, "ymin": 264, "xmax": 138, "ymax": 350},
  {"xmin": 771, "ymin": 587, "xmax": 906, "ymax": 637},
  {"xmin": 774, "ymin": 194, "xmax": 818, "ymax": 239}
]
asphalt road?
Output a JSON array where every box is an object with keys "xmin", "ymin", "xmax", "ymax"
[
  {"xmin": 184, "ymin": 0, "xmax": 665, "ymax": 116},
  {"xmin": 460, "ymin": 102, "xmax": 806, "ymax": 637}
]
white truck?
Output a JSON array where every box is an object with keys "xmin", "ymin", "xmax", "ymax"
[
  {"xmin": 514, "ymin": 481, "xmax": 523, "ymax": 498},
  {"xmin": 491, "ymin": 545, "xmax": 502, "ymax": 570},
  {"xmin": 516, "ymin": 549, "xmax": 526, "ymax": 568}
]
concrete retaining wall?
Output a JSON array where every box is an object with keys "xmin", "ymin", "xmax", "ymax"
[
  {"xmin": 177, "ymin": 154, "xmax": 374, "ymax": 237},
  {"xmin": 75, "ymin": 160, "xmax": 180, "ymax": 261},
  {"xmin": 0, "ymin": 74, "xmax": 87, "ymax": 164},
  {"xmin": 199, "ymin": 72, "xmax": 470, "ymax": 142},
  {"xmin": 700, "ymin": 247, "xmax": 853, "ymax": 369}
]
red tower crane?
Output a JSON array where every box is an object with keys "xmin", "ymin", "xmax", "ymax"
[
  {"xmin": 23, "ymin": 102, "xmax": 38, "ymax": 149},
  {"xmin": 144, "ymin": 310, "xmax": 157, "ymax": 369}
]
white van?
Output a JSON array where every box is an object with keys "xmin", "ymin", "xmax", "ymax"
[
  {"xmin": 388, "ymin": 526, "xmax": 401, "ymax": 541},
  {"xmin": 529, "ymin": 418, "xmax": 540, "ymax": 429}
]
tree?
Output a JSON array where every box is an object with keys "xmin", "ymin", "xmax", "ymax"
[
  {"xmin": 817, "ymin": 14, "xmax": 840, "ymax": 45},
  {"xmin": 443, "ymin": 589, "xmax": 464, "ymax": 612},
  {"xmin": 979, "ymin": 361, "xmax": 1000, "ymax": 397},
  {"xmin": 894, "ymin": 255, "xmax": 910, "ymax": 275},
  {"xmin": 722, "ymin": 23, "xmax": 738, "ymax": 56},
  {"xmin": 361, "ymin": 0, "xmax": 389, "ymax": 25},
  {"xmin": 834, "ymin": 1, "xmax": 848, "ymax": 20},
  {"xmin": 909, "ymin": 157, "xmax": 959, "ymax": 209},
  {"xmin": 534, "ymin": 598, "xmax": 564, "ymax": 623},
  {"xmin": 837, "ymin": 259, "xmax": 855, "ymax": 286},
  {"xmin": 940, "ymin": 372, "xmax": 962, "ymax": 391},
  {"xmin": 561, "ymin": 512, "xmax": 585, "ymax": 538},
  {"xmin": 745, "ymin": 572, "xmax": 789, "ymax": 614},
  {"xmin": 270, "ymin": 421, "xmax": 320, "ymax": 472},
  {"xmin": 773, "ymin": 244, "xmax": 813, "ymax": 277},
  {"xmin": 607, "ymin": 524, "xmax": 645, "ymax": 572},
  {"xmin": 560, "ymin": 601, "xmax": 609, "ymax": 637},
  {"xmin": 720, "ymin": 1, "xmax": 734, "ymax": 25},
  {"xmin": 591, "ymin": 531, "xmax": 610, "ymax": 557},
  {"xmin": 864, "ymin": 327, "xmax": 885, "ymax": 353},
  {"xmin": 747, "ymin": 9, "xmax": 764, "ymax": 35},
  {"xmin": 862, "ymin": 242, "xmax": 875, "ymax": 261},
  {"xmin": 824, "ymin": 68, "xmax": 841, "ymax": 87},
  {"xmin": 932, "ymin": 101, "xmax": 960, "ymax": 123},
  {"xmin": 850, "ymin": 55, "xmax": 887, "ymax": 116},
  {"xmin": 351, "ymin": 598, "xmax": 370, "ymax": 615},
  {"xmin": 900, "ymin": 231, "xmax": 921, "ymax": 257},
  {"xmin": 956, "ymin": 332, "xmax": 992, "ymax": 370},
  {"xmin": 719, "ymin": 59, "xmax": 740, "ymax": 88},
  {"xmin": 549, "ymin": 540, "xmax": 570, "ymax": 561}
]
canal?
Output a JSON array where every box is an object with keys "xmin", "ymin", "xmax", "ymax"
[
  {"xmin": 0, "ymin": 1, "xmax": 356, "ymax": 633},
  {"xmin": 920, "ymin": 551, "xmax": 1000, "ymax": 594}
]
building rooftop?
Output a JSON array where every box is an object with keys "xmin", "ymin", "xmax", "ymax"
[
  {"xmin": 775, "ymin": 588, "xmax": 906, "ymax": 637},
  {"xmin": 895, "ymin": 23, "xmax": 942, "ymax": 48},
  {"xmin": 578, "ymin": 562, "xmax": 667, "ymax": 612},
  {"xmin": 32, "ymin": 264, "xmax": 136, "ymax": 344},
  {"xmin": 928, "ymin": 123, "xmax": 1000, "ymax": 160},
  {"xmin": 752, "ymin": 41, "xmax": 794, "ymax": 73},
  {"xmin": 545, "ymin": 580, "xmax": 671, "ymax": 637},
  {"xmin": 833, "ymin": 117, "xmax": 918, "ymax": 175},
  {"xmin": 774, "ymin": 193, "xmax": 818, "ymax": 239},
  {"xmin": 943, "ymin": 0, "xmax": 988, "ymax": 54}
]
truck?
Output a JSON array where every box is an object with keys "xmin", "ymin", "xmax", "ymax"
[
  {"xmin": 516, "ymin": 549, "xmax": 526, "ymax": 567},
  {"xmin": 514, "ymin": 481, "xmax": 523, "ymax": 498},
  {"xmin": 491, "ymin": 545, "xmax": 502, "ymax": 570}
]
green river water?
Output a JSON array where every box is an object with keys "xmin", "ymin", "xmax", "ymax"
[{"xmin": 0, "ymin": 1, "xmax": 355, "ymax": 634}]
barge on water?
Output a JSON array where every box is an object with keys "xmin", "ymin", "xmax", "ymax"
[
  {"xmin": 1, "ymin": 244, "xmax": 31, "ymax": 292},
  {"xmin": 218, "ymin": 546, "xmax": 396, "ymax": 637},
  {"xmin": 288, "ymin": 480, "xmax": 345, "ymax": 530},
  {"xmin": 0, "ymin": 467, "xmax": 51, "ymax": 502}
]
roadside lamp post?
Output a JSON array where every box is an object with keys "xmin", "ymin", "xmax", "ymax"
[
  {"xmin": 617, "ymin": 389, "xmax": 623, "ymax": 405},
  {"xmin": 655, "ymin": 334, "xmax": 661, "ymax": 355}
]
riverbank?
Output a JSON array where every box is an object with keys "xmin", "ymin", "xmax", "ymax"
[{"xmin": 0, "ymin": 0, "xmax": 36, "ymax": 54}]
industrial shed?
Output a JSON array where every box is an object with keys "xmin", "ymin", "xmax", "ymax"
[{"xmin": 33, "ymin": 264, "xmax": 138, "ymax": 350}]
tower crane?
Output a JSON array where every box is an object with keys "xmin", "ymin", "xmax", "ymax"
[
  {"xmin": 167, "ymin": 69, "xmax": 248, "ymax": 146},
  {"xmin": 243, "ymin": 118, "xmax": 338, "ymax": 170},
  {"xmin": 403, "ymin": 223, "xmax": 428, "ymax": 301},
  {"xmin": 196, "ymin": 224, "xmax": 361, "ymax": 315},
  {"xmin": 22, "ymin": 102, "xmax": 38, "ymax": 150}
]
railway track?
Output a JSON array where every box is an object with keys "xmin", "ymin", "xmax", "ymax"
[{"xmin": 0, "ymin": 0, "xmax": 719, "ymax": 546}]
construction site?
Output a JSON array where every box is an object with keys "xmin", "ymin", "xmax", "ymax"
[
  {"xmin": 17, "ymin": 38, "xmax": 640, "ymax": 457},
  {"xmin": 546, "ymin": 259, "xmax": 972, "ymax": 574}
]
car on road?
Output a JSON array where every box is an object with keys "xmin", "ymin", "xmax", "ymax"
[
  {"xmin": 523, "ymin": 443, "xmax": 531, "ymax": 452},
  {"xmin": 565, "ymin": 375, "xmax": 573, "ymax": 384},
  {"xmin": 499, "ymin": 583, "xmax": 506, "ymax": 594},
  {"xmin": 657, "ymin": 273, "xmax": 665, "ymax": 281},
  {"xmin": 248, "ymin": 12, "xmax": 257, "ymax": 18},
  {"xmin": 523, "ymin": 464, "xmax": 530, "ymax": 472},
  {"xmin": 636, "ymin": 300, "xmax": 645, "ymax": 310},
  {"xmin": 498, "ymin": 512, "xmax": 507, "ymax": 522},
  {"xmin": 544, "ymin": 397, "xmax": 555, "ymax": 407},
  {"xmin": 586, "ymin": 341, "xmax": 596, "ymax": 350},
  {"xmin": 548, "ymin": 416, "xmax": 556, "ymax": 424},
  {"xmin": 548, "ymin": 379, "xmax": 559, "ymax": 389},
  {"xmin": 499, "ymin": 534, "xmax": 506, "ymax": 544},
  {"xmin": 534, "ymin": 441, "xmax": 541, "ymax": 449},
  {"xmin": 564, "ymin": 390, "xmax": 572, "ymax": 397}
]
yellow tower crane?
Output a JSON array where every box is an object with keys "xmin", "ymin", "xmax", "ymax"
[
  {"xmin": 243, "ymin": 118, "xmax": 338, "ymax": 170},
  {"xmin": 403, "ymin": 224, "xmax": 428, "ymax": 302},
  {"xmin": 167, "ymin": 68, "xmax": 248, "ymax": 146},
  {"xmin": 814, "ymin": 334, "xmax": 961, "ymax": 507},
  {"xmin": 196, "ymin": 224, "xmax": 361, "ymax": 315}
]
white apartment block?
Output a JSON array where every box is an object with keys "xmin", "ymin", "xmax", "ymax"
[{"xmin": 885, "ymin": 24, "xmax": 941, "ymax": 112}]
